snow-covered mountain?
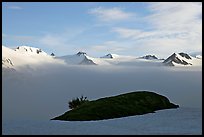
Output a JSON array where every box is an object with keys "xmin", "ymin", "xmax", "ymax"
[
  {"xmin": 100, "ymin": 53, "xmax": 120, "ymax": 59},
  {"xmin": 2, "ymin": 45, "xmax": 65, "ymax": 70},
  {"xmin": 2, "ymin": 45, "xmax": 202, "ymax": 70},
  {"xmin": 163, "ymin": 52, "xmax": 202, "ymax": 66},
  {"xmin": 58, "ymin": 52, "xmax": 97, "ymax": 65},
  {"xmin": 139, "ymin": 55, "xmax": 159, "ymax": 60},
  {"xmin": 14, "ymin": 46, "xmax": 48, "ymax": 55}
]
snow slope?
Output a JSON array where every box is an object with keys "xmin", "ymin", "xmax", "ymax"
[
  {"xmin": 57, "ymin": 52, "xmax": 164, "ymax": 66},
  {"xmin": 2, "ymin": 45, "xmax": 66, "ymax": 70},
  {"xmin": 14, "ymin": 46, "xmax": 48, "ymax": 55},
  {"xmin": 101, "ymin": 53, "xmax": 120, "ymax": 59},
  {"xmin": 57, "ymin": 52, "xmax": 97, "ymax": 65}
]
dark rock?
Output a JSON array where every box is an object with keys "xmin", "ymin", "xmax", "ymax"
[
  {"xmin": 178, "ymin": 52, "xmax": 192, "ymax": 59},
  {"xmin": 101, "ymin": 54, "xmax": 113, "ymax": 59},
  {"xmin": 77, "ymin": 52, "xmax": 87, "ymax": 56},
  {"xmin": 141, "ymin": 55, "xmax": 158, "ymax": 60}
]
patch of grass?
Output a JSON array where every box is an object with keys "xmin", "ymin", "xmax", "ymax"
[{"xmin": 51, "ymin": 91, "xmax": 179, "ymax": 121}]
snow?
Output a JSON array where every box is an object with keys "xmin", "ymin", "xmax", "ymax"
[
  {"xmin": 101, "ymin": 53, "xmax": 121, "ymax": 59},
  {"xmin": 2, "ymin": 45, "xmax": 66, "ymax": 70},
  {"xmin": 3, "ymin": 46, "xmax": 202, "ymax": 68},
  {"xmin": 164, "ymin": 52, "xmax": 202, "ymax": 66},
  {"xmin": 174, "ymin": 53, "xmax": 202, "ymax": 66},
  {"xmin": 15, "ymin": 45, "xmax": 48, "ymax": 55},
  {"xmin": 195, "ymin": 55, "xmax": 202, "ymax": 59},
  {"xmin": 2, "ymin": 45, "xmax": 202, "ymax": 134},
  {"xmin": 189, "ymin": 51, "xmax": 202, "ymax": 59}
]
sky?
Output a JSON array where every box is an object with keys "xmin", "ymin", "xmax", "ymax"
[{"xmin": 2, "ymin": 2, "xmax": 202, "ymax": 58}]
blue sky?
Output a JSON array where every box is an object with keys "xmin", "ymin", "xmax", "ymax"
[{"xmin": 2, "ymin": 2, "xmax": 202, "ymax": 58}]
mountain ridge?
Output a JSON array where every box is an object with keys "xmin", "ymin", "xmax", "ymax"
[{"xmin": 2, "ymin": 45, "xmax": 202, "ymax": 70}]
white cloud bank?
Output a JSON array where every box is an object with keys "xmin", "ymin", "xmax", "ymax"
[{"xmin": 2, "ymin": 65, "xmax": 202, "ymax": 121}]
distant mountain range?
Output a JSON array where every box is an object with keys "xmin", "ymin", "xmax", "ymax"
[{"xmin": 2, "ymin": 45, "xmax": 202, "ymax": 71}]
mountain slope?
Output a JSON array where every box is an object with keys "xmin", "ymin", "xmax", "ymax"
[
  {"xmin": 58, "ymin": 52, "xmax": 97, "ymax": 65},
  {"xmin": 163, "ymin": 52, "xmax": 202, "ymax": 66},
  {"xmin": 2, "ymin": 45, "xmax": 65, "ymax": 70},
  {"xmin": 14, "ymin": 46, "xmax": 48, "ymax": 55},
  {"xmin": 101, "ymin": 54, "xmax": 120, "ymax": 59}
]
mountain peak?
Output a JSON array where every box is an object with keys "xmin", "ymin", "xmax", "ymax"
[
  {"xmin": 79, "ymin": 56, "xmax": 97, "ymax": 65},
  {"xmin": 76, "ymin": 51, "xmax": 87, "ymax": 56},
  {"xmin": 163, "ymin": 52, "xmax": 193, "ymax": 66},
  {"xmin": 140, "ymin": 54, "xmax": 158, "ymax": 60},
  {"xmin": 101, "ymin": 53, "xmax": 113, "ymax": 59},
  {"xmin": 101, "ymin": 53, "xmax": 120, "ymax": 59}
]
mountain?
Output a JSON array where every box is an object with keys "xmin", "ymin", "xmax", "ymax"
[
  {"xmin": 77, "ymin": 52, "xmax": 96, "ymax": 65},
  {"xmin": 79, "ymin": 56, "xmax": 97, "ymax": 65},
  {"xmin": 14, "ymin": 45, "xmax": 48, "ymax": 55},
  {"xmin": 139, "ymin": 55, "xmax": 159, "ymax": 60},
  {"xmin": 58, "ymin": 52, "xmax": 97, "ymax": 65},
  {"xmin": 163, "ymin": 52, "xmax": 202, "ymax": 66},
  {"xmin": 2, "ymin": 45, "xmax": 202, "ymax": 69},
  {"xmin": 76, "ymin": 51, "xmax": 87, "ymax": 56},
  {"xmin": 101, "ymin": 53, "xmax": 120, "ymax": 59},
  {"xmin": 2, "ymin": 45, "xmax": 65, "ymax": 70}
]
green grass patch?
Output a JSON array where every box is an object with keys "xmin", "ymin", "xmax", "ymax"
[{"xmin": 51, "ymin": 91, "xmax": 179, "ymax": 121}]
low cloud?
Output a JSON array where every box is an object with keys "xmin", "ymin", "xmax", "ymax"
[{"xmin": 2, "ymin": 64, "xmax": 202, "ymax": 120}]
